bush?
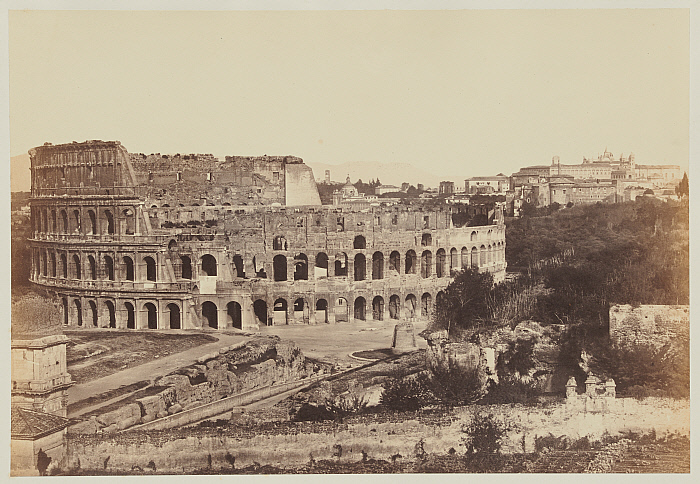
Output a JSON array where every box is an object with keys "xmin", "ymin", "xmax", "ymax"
[
  {"xmin": 428, "ymin": 361, "xmax": 484, "ymax": 407},
  {"xmin": 479, "ymin": 378, "xmax": 539, "ymax": 405},
  {"xmin": 380, "ymin": 371, "xmax": 434, "ymax": 411},
  {"xmin": 462, "ymin": 413, "xmax": 509, "ymax": 455}
]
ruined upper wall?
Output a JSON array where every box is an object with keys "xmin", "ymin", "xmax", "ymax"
[{"xmin": 609, "ymin": 304, "xmax": 689, "ymax": 348}]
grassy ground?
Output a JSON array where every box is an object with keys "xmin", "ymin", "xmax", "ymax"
[{"xmin": 66, "ymin": 331, "xmax": 217, "ymax": 384}]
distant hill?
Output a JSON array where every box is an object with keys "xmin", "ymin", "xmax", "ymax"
[
  {"xmin": 11, "ymin": 153, "xmax": 31, "ymax": 193},
  {"xmin": 306, "ymin": 160, "xmax": 462, "ymax": 190}
]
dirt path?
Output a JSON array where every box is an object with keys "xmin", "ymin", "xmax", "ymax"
[{"xmin": 68, "ymin": 332, "xmax": 248, "ymax": 406}]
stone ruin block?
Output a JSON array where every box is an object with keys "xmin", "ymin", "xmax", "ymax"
[
  {"xmin": 392, "ymin": 322, "xmax": 417, "ymax": 354},
  {"xmin": 96, "ymin": 403, "xmax": 141, "ymax": 428},
  {"xmin": 136, "ymin": 394, "xmax": 167, "ymax": 418}
]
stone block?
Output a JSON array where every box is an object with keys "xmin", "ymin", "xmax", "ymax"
[
  {"xmin": 116, "ymin": 416, "xmax": 141, "ymax": 431},
  {"xmin": 392, "ymin": 322, "xmax": 417, "ymax": 353},
  {"xmin": 96, "ymin": 403, "xmax": 141, "ymax": 427},
  {"xmin": 168, "ymin": 403, "xmax": 183, "ymax": 414},
  {"xmin": 137, "ymin": 394, "xmax": 167, "ymax": 417},
  {"xmin": 141, "ymin": 413, "xmax": 156, "ymax": 424}
]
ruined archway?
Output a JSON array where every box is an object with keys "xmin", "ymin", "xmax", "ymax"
[
  {"xmin": 124, "ymin": 256, "xmax": 135, "ymax": 281},
  {"xmin": 227, "ymin": 301, "xmax": 242, "ymax": 329},
  {"xmin": 294, "ymin": 253, "xmax": 308, "ymax": 281},
  {"xmin": 335, "ymin": 297, "xmax": 349, "ymax": 322},
  {"xmin": 180, "ymin": 255, "xmax": 192, "ymax": 279},
  {"xmin": 372, "ymin": 296, "xmax": 384, "ymax": 321},
  {"xmin": 372, "ymin": 252, "xmax": 384, "ymax": 280},
  {"xmin": 354, "ymin": 253, "xmax": 366, "ymax": 281},
  {"xmin": 105, "ymin": 301, "xmax": 116, "ymax": 328},
  {"xmin": 421, "ymin": 292, "xmax": 432, "ymax": 318},
  {"xmin": 353, "ymin": 235, "xmax": 366, "ymax": 249},
  {"xmin": 253, "ymin": 299, "xmax": 268, "ymax": 326},
  {"xmin": 315, "ymin": 252, "xmax": 328, "ymax": 278},
  {"xmin": 145, "ymin": 302, "xmax": 158, "ymax": 329},
  {"xmin": 232, "ymin": 255, "xmax": 245, "ymax": 278},
  {"xmin": 389, "ymin": 295, "xmax": 400, "ymax": 320},
  {"xmin": 354, "ymin": 297, "xmax": 366, "ymax": 321},
  {"xmin": 201, "ymin": 301, "xmax": 218, "ymax": 329},
  {"xmin": 316, "ymin": 299, "xmax": 328, "ymax": 324},
  {"xmin": 125, "ymin": 302, "xmax": 135, "ymax": 329},
  {"xmin": 201, "ymin": 254, "xmax": 217, "ymax": 276},
  {"xmin": 273, "ymin": 254, "xmax": 287, "ymax": 281},
  {"xmin": 405, "ymin": 250, "xmax": 417, "ymax": 274},
  {"xmin": 436, "ymin": 249, "xmax": 446, "ymax": 278},
  {"xmin": 89, "ymin": 300, "xmax": 98, "ymax": 327},
  {"xmin": 450, "ymin": 248, "xmax": 458, "ymax": 272},
  {"xmin": 334, "ymin": 252, "xmax": 348, "ymax": 277},
  {"xmin": 405, "ymin": 294, "xmax": 417, "ymax": 319},
  {"xmin": 273, "ymin": 298, "xmax": 288, "ymax": 325},
  {"xmin": 167, "ymin": 303, "xmax": 181, "ymax": 329},
  {"xmin": 389, "ymin": 251, "xmax": 400, "ymax": 273},
  {"xmin": 421, "ymin": 250, "xmax": 432, "ymax": 278},
  {"xmin": 144, "ymin": 256, "xmax": 157, "ymax": 281}
]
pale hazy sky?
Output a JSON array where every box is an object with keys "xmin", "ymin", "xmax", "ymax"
[{"xmin": 8, "ymin": 7, "xmax": 690, "ymax": 179}]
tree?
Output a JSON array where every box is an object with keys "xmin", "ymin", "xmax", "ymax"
[
  {"xmin": 676, "ymin": 172, "xmax": 689, "ymax": 198},
  {"xmin": 433, "ymin": 268, "xmax": 495, "ymax": 334}
]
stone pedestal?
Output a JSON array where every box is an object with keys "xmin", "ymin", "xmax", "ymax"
[{"xmin": 391, "ymin": 322, "xmax": 417, "ymax": 354}]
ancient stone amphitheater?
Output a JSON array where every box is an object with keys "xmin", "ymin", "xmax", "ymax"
[{"xmin": 28, "ymin": 140, "xmax": 506, "ymax": 331}]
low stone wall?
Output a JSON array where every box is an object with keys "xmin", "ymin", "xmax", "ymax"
[
  {"xmin": 609, "ymin": 304, "xmax": 689, "ymax": 348},
  {"xmin": 64, "ymin": 396, "xmax": 689, "ymax": 473}
]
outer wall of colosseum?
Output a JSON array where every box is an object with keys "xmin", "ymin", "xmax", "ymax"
[{"xmin": 28, "ymin": 141, "xmax": 506, "ymax": 332}]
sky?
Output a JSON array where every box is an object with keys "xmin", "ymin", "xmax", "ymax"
[{"xmin": 6, "ymin": 7, "xmax": 691, "ymax": 186}]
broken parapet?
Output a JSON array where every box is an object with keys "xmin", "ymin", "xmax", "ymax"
[
  {"xmin": 391, "ymin": 322, "xmax": 417, "ymax": 354},
  {"xmin": 566, "ymin": 373, "xmax": 617, "ymax": 413}
]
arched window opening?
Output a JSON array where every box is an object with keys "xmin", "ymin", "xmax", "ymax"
[
  {"xmin": 74, "ymin": 300, "xmax": 83, "ymax": 326},
  {"xmin": 61, "ymin": 254, "xmax": 68, "ymax": 278},
  {"xmin": 294, "ymin": 298, "xmax": 307, "ymax": 323},
  {"xmin": 180, "ymin": 255, "xmax": 192, "ymax": 279},
  {"xmin": 421, "ymin": 293, "xmax": 432, "ymax": 318},
  {"xmin": 450, "ymin": 248, "xmax": 458, "ymax": 272},
  {"xmin": 73, "ymin": 210, "xmax": 81, "ymax": 234},
  {"xmin": 89, "ymin": 300, "xmax": 98, "ymax": 327},
  {"xmin": 254, "ymin": 299, "xmax": 269, "ymax": 326},
  {"xmin": 421, "ymin": 233, "xmax": 432, "ymax": 246},
  {"xmin": 62, "ymin": 298, "xmax": 68, "ymax": 326},
  {"xmin": 334, "ymin": 253, "xmax": 348, "ymax": 277},
  {"xmin": 168, "ymin": 239, "xmax": 178, "ymax": 251},
  {"xmin": 60, "ymin": 210, "xmax": 68, "ymax": 234},
  {"xmin": 88, "ymin": 255, "xmax": 97, "ymax": 280},
  {"xmin": 354, "ymin": 297, "xmax": 366, "ymax": 321},
  {"xmin": 106, "ymin": 301, "xmax": 116, "ymax": 328},
  {"xmin": 421, "ymin": 250, "xmax": 432, "ymax": 278},
  {"xmin": 104, "ymin": 255, "xmax": 114, "ymax": 281},
  {"xmin": 123, "ymin": 208, "xmax": 135, "ymax": 235},
  {"xmin": 405, "ymin": 250, "xmax": 417, "ymax": 274},
  {"xmin": 167, "ymin": 303, "xmax": 181, "ymax": 329},
  {"xmin": 354, "ymin": 253, "xmax": 366, "ymax": 281},
  {"xmin": 253, "ymin": 256, "xmax": 267, "ymax": 278},
  {"xmin": 273, "ymin": 254, "xmax": 287, "ymax": 281},
  {"xmin": 316, "ymin": 299, "xmax": 328, "ymax": 324},
  {"xmin": 232, "ymin": 255, "xmax": 245, "ymax": 278},
  {"xmin": 88, "ymin": 210, "xmax": 97, "ymax": 235},
  {"xmin": 405, "ymin": 294, "xmax": 417, "ymax": 319},
  {"xmin": 372, "ymin": 252, "xmax": 384, "ymax": 280},
  {"xmin": 145, "ymin": 302, "xmax": 158, "ymax": 329},
  {"xmin": 315, "ymin": 252, "xmax": 328, "ymax": 278},
  {"xmin": 389, "ymin": 251, "xmax": 400, "ymax": 273},
  {"xmin": 50, "ymin": 252, "xmax": 57, "ymax": 277},
  {"xmin": 273, "ymin": 235, "xmax": 288, "ymax": 251},
  {"xmin": 201, "ymin": 254, "xmax": 217, "ymax": 276},
  {"xmin": 471, "ymin": 231, "xmax": 478, "ymax": 242},
  {"xmin": 471, "ymin": 247, "xmax": 479, "ymax": 268},
  {"xmin": 227, "ymin": 301, "xmax": 242, "ymax": 329},
  {"xmin": 335, "ymin": 297, "xmax": 348, "ymax": 322},
  {"xmin": 293, "ymin": 253, "xmax": 308, "ymax": 281},
  {"xmin": 372, "ymin": 296, "xmax": 384, "ymax": 321},
  {"xmin": 389, "ymin": 295, "xmax": 400, "ymax": 320},
  {"xmin": 462, "ymin": 247, "xmax": 469, "ymax": 268},
  {"xmin": 273, "ymin": 299, "xmax": 288, "ymax": 325},
  {"xmin": 480, "ymin": 245, "xmax": 487, "ymax": 266},
  {"xmin": 125, "ymin": 302, "xmax": 135, "ymax": 329},
  {"xmin": 436, "ymin": 249, "xmax": 446, "ymax": 278},
  {"xmin": 72, "ymin": 254, "xmax": 82, "ymax": 279},
  {"xmin": 353, "ymin": 235, "xmax": 366, "ymax": 249},
  {"xmin": 144, "ymin": 256, "xmax": 157, "ymax": 281},
  {"xmin": 104, "ymin": 210, "xmax": 115, "ymax": 235},
  {"xmin": 124, "ymin": 256, "xmax": 135, "ymax": 281}
]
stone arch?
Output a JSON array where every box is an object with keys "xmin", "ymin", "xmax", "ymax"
[
  {"xmin": 180, "ymin": 255, "xmax": 192, "ymax": 279},
  {"xmin": 421, "ymin": 233, "xmax": 432, "ymax": 246},
  {"xmin": 354, "ymin": 296, "xmax": 366, "ymax": 321},
  {"xmin": 436, "ymin": 248, "xmax": 446, "ymax": 278},
  {"xmin": 87, "ymin": 255, "xmax": 97, "ymax": 280},
  {"xmin": 405, "ymin": 250, "xmax": 417, "ymax": 274},
  {"xmin": 201, "ymin": 254, "xmax": 217, "ymax": 276},
  {"xmin": 480, "ymin": 245, "xmax": 487, "ymax": 266},
  {"xmin": 315, "ymin": 252, "xmax": 328, "ymax": 278},
  {"xmin": 105, "ymin": 300, "xmax": 116, "ymax": 328},
  {"xmin": 168, "ymin": 239, "xmax": 178, "ymax": 251},
  {"xmin": 232, "ymin": 254, "xmax": 245, "ymax": 278},
  {"xmin": 167, "ymin": 303, "xmax": 181, "ymax": 329},
  {"xmin": 389, "ymin": 295, "xmax": 400, "ymax": 320},
  {"xmin": 421, "ymin": 250, "xmax": 432, "ymax": 278},
  {"xmin": 450, "ymin": 247, "xmax": 458, "ymax": 272},
  {"xmin": 144, "ymin": 302, "xmax": 158, "ymax": 329},
  {"xmin": 461, "ymin": 247, "xmax": 469, "ymax": 268},
  {"xmin": 253, "ymin": 299, "xmax": 268, "ymax": 326},
  {"xmin": 389, "ymin": 251, "xmax": 400, "ymax": 273},
  {"xmin": 227, "ymin": 301, "xmax": 242, "ymax": 329},
  {"xmin": 353, "ymin": 235, "xmax": 366, "ymax": 249},
  {"xmin": 334, "ymin": 252, "xmax": 348, "ymax": 277},
  {"xmin": 372, "ymin": 296, "xmax": 384, "ymax": 321},
  {"xmin": 335, "ymin": 297, "xmax": 349, "ymax": 322},
  {"xmin": 74, "ymin": 299, "xmax": 83, "ymax": 326},
  {"xmin": 122, "ymin": 208, "xmax": 135, "ymax": 235},
  {"xmin": 372, "ymin": 251, "xmax": 384, "ymax": 280},
  {"xmin": 316, "ymin": 299, "xmax": 328, "ymax": 323},
  {"xmin": 72, "ymin": 254, "xmax": 82, "ymax": 279},
  {"xmin": 123, "ymin": 256, "xmax": 135, "ymax": 281},
  {"xmin": 125, "ymin": 302, "xmax": 135, "ymax": 329},
  {"xmin": 421, "ymin": 292, "xmax": 432, "ymax": 318},
  {"xmin": 60, "ymin": 210, "xmax": 68, "ymax": 233},
  {"xmin": 294, "ymin": 298, "xmax": 308, "ymax": 324},
  {"xmin": 471, "ymin": 231, "xmax": 478, "ymax": 242},
  {"xmin": 88, "ymin": 300, "xmax": 98, "ymax": 326},
  {"xmin": 354, "ymin": 253, "xmax": 366, "ymax": 281},
  {"xmin": 87, "ymin": 210, "xmax": 97, "ymax": 235},
  {"xmin": 273, "ymin": 235, "xmax": 288, "ymax": 251},
  {"xmin": 60, "ymin": 253, "xmax": 68, "ymax": 278},
  {"xmin": 104, "ymin": 255, "xmax": 114, "ymax": 281},
  {"xmin": 252, "ymin": 255, "xmax": 267, "ymax": 278},
  {"xmin": 144, "ymin": 256, "xmax": 157, "ymax": 281},
  {"xmin": 273, "ymin": 254, "xmax": 287, "ymax": 281},
  {"xmin": 471, "ymin": 247, "xmax": 478, "ymax": 268},
  {"xmin": 201, "ymin": 301, "xmax": 218, "ymax": 329},
  {"xmin": 294, "ymin": 253, "xmax": 309, "ymax": 281},
  {"xmin": 405, "ymin": 294, "xmax": 417, "ymax": 318},
  {"xmin": 273, "ymin": 298, "xmax": 288, "ymax": 325}
]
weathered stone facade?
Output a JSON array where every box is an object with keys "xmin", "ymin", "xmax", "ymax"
[
  {"xmin": 29, "ymin": 140, "xmax": 506, "ymax": 331},
  {"xmin": 609, "ymin": 304, "xmax": 690, "ymax": 348}
]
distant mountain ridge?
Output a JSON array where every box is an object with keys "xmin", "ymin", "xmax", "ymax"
[{"xmin": 306, "ymin": 160, "xmax": 460, "ymax": 189}]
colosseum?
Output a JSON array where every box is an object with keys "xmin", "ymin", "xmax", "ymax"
[{"xmin": 28, "ymin": 140, "xmax": 506, "ymax": 331}]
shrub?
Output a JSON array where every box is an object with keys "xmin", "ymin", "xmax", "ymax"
[
  {"xmin": 462, "ymin": 413, "xmax": 509, "ymax": 455},
  {"xmin": 428, "ymin": 361, "xmax": 485, "ymax": 407},
  {"xmin": 380, "ymin": 371, "xmax": 434, "ymax": 411}
]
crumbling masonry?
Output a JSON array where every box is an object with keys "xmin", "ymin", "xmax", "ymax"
[{"xmin": 29, "ymin": 140, "xmax": 506, "ymax": 331}]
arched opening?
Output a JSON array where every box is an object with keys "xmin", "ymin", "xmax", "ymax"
[
  {"xmin": 273, "ymin": 299, "xmax": 288, "ymax": 325},
  {"xmin": 180, "ymin": 255, "xmax": 192, "ymax": 279},
  {"xmin": 123, "ymin": 208, "xmax": 135, "ymax": 235},
  {"xmin": 273, "ymin": 235, "xmax": 287, "ymax": 251},
  {"xmin": 487, "ymin": 245, "xmax": 492, "ymax": 264},
  {"xmin": 167, "ymin": 303, "xmax": 181, "ymax": 329},
  {"xmin": 316, "ymin": 299, "xmax": 328, "ymax": 324},
  {"xmin": 89, "ymin": 300, "xmax": 98, "ymax": 327},
  {"xmin": 60, "ymin": 254, "xmax": 67, "ymax": 278},
  {"xmin": 273, "ymin": 254, "xmax": 287, "ymax": 281},
  {"xmin": 50, "ymin": 210, "xmax": 56, "ymax": 233},
  {"xmin": 232, "ymin": 255, "xmax": 245, "ymax": 278},
  {"xmin": 480, "ymin": 245, "xmax": 487, "ymax": 266},
  {"xmin": 354, "ymin": 297, "xmax": 366, "ymax": 321},
  {"xmin": 389, "ymin": 251, "xmax": 400, "ymax": 273},
  {"xmin": 294, "ymin": 298, "xmax": 307, "ymax": 323},
  {"xmin": 253, "ymin": 299, "xmax": 268, "ymax": 326},
  {"xmin": 227, "ymin": 301, "xmax": 242, "ymax": 329},
  {"xmin": 436, "ymin": 249, "xmax": 446, "ymax": 278},
  {"xmin": 60, "ymin": 210, "xmax": 68, "ymax": 233},
  {"xmin": 421, "ymin": 250, "xmax": 432, "ymax": 278},
  {"xmin": 104, "ymin": 255, "xmax": 114, "ymax": 281},
  {"xmin": 372, "ymin": 252, "xmax": 384, "ymax": 280},
  {"xmin": 106, "ymin": 301, "xmax": 116, "ymax": 328},
  {"xmin": 293, "ymin": 253, "xmax": 308, "ymax": 281},
  {"xmin": 87, "ymin": 255, "xmax": 97, "ymax": 280},
  {"xmin": 389, "ymin": 295, "xmax": 400, "ymax": 320},
  {"xmin": 436, "ymin": 291, "xmax": 446, "ymax": 307},
  {"xmin": 104, "ymin": 210, "xmax": 115, "ymax": 235},
  {"xmin": 354, "ymin": 253, "xmax": 366, "ymax": 281},
  {"xmin": 405, "ymin": 294, "xmax": 417, "ymax": 319},
  {"xmin": 145, "ymin": 302, "xmax": 158, "ymax": 329},
  {"xmin": 201, "ymin": 254, "xmax": 217, "ymax": 276},
  {"xmin": 40, "ymin": 252, "xmax": 46, "ymax": 276},
  {"xmin": 335, "ymin": 297, "xmax": 349, "ymax": 322},
  {"xmin": 74, "ymin": 299, "xmax": 82, "ymax": 326},
  {"xmin": 405, "ymin": 250, "xmax": 417, "ymax": 274},
  {"xmin": 372, "ymin": 296, "xmax": 384, "ymax": 321},
  {"xmin": 72, "ymin": 254, "xmax": 82, "ymax": 279},
  {"xmin": 88, "ymin": 210, "xmax": 97, "ymax": 235},
  {"xmin": 421, "ymin": 292, "xmax": 432, "ymax": 318},
  {"xmin": 470, "ymin": 231, "xmax": 478, "ymax": 242},
  {"xmin": 253, "ymin": 255, "xmax": 267, "ymax": 278},
  {"xmin": 334, "ymin": 252, "xmax": 348, "ymax": 277},
  {"xmin": 124, "ymin": 256, "xmax": 135, "ymax": 281},
  {"xmin": 201, "ymin": 301, "xmax": 218, "ymax": 329},
  {"xmin": 462, "ymin": 247, "xmax": 469, "ymax": 268},
  {"xmin": 450, "ymin": 248, "xmax": 458, "ymax": 273},
  {"xmin": 144, "ymin": 256, "xmax": 157, "ymax": 281},
  {"xmin": 421, "ymin": 233, "xmax": 432, "ymax": 246},
  {"xmin": 168, "ymin": 239, "xmax": 178, "ymax": 251},
  {"xmin": 73, "ymin": 210, "xmax": 81, "ymax": 234},
  {"xmin": 62, "ymin": 298, "xmax": 68, "ymax": 325},
  {"xmin": 353, "ymin": 235, "xmax": 366, "ymax": 249},
  {"xmin": 315, "ymin": 252, "xmax": 328, "ymax": 278},
  {"xmin": 125, "ymin": 302, "xmax": 135, "ymax": 329},
  {"xmin": 471, "ymin": 247, "xmax": 478, "ymax": 268}
]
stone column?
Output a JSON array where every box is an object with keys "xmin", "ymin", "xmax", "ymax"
[{"xmin": 566, "ymin": 377, "xmax": 578, "ymax": 400}]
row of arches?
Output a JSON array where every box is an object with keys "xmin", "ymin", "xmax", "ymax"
[{"xmin": 33, "ymin": 205, "xmax": 136, "ymax": 236}]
